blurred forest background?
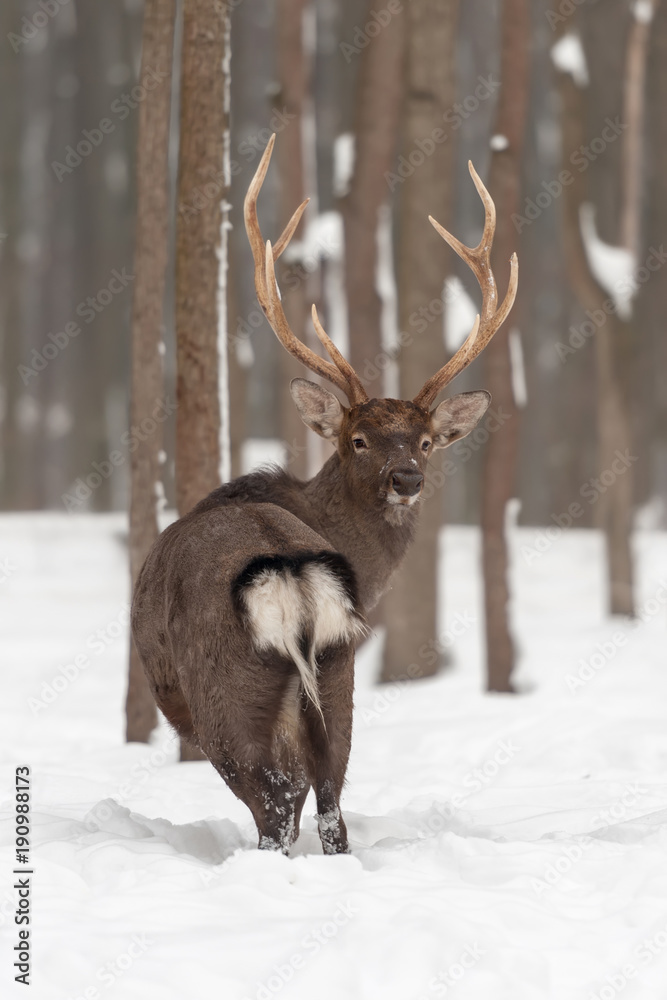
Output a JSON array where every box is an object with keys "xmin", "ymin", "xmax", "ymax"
[{"xmin": 1, "ymin": 0, "xmax": 666, "ymax": 695}]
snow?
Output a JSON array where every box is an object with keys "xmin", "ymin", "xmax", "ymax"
[
  {"xmin": 3, "ymin": 514, "xmax": 667, "ymax": 998},
  {"xmin": 286, "ymin": 211, "xmax": 342, "ymax": 266},
  {"xmin": 312, "ymin": 211, "xmax": 348, "ymax": 360},
  {"xmin": 376, "ymin": 202, "xmax": 398, "ymax": 399},
  {"xmin": 551, "ymin": 34, "xmax": 589, "ymax": 88},
  {"xmin": 509, "ymin": 328, "xmax": 527, "ymax": 408},
  {"xmin": 633, "ymin": 0, "xmax": 655, "ymax": 24},
  {"xmin": 579, "ymin": 203, "xmax": 636, "ymax": 320},
  {"xmin": 333, "ymin": 133, "xmax": 355, "ymax": 198},
  {"xmin": 444, "ymin": 275, "xmax": 477, "ymax": 352},
  {"xmin": 241, "ymin": 438, "xmax": 287, "ymax": 474},
  {"xmin": 490, "ymin": 135, "xmax": 509, "ymax": 152}
]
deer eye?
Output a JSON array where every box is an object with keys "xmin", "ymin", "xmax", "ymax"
[
  {"xmin": 421, "ymin": 439, "xmax": 432, "ymax": 452},
  {"xmin": 352, "ymin": 437, "xmax": 368, "ymax": 451}
]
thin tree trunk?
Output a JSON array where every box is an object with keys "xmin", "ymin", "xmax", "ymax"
[
  {"xmin": 557, "ymin": 58, "xmax": 635, "ymax": 618},
  {"xmin": 380, "ymin": 0, "xmax": 457, "ymax": 683},
  {"xmin": 228, "ymin": 1, "xmax": 281, "ymax": 462},
  {"xmin": 620, "ymin": 0, "xmax": 655, "ymax": 258},
  {"xmin": 126, "ymin": 0, "xmax": 176, "ymax": 743},
  {"xmin": 175, "ymin": 0, "xmax": 228, "ymax": 516},
  {"xmin": 481, "ymin": 0, "xmax": 530, "ymax": 692},
  {"xmin": 276, "ymin": 0, "xmax": 309, "ymax": 482},
  {"xmin": 580, "ymin": 0, "xmax": 633, "ymax": 246},
  {"xmin": 342, "ymin": 0, "xmax": 406, "ymax": 393},
  {"xmin": 0, "ymin": 4, "xmax": 23, "ymax": 510},
  {"xmin": 175, "ymin": 0, "xmax": 231, "ymax": 758},
  {"xmin": 637, "ymin": 0, "xmax": 667, "ymax": 523},
  {"xmin": 618, "ymin": 0, "xmax": 655, "ymax": 513}
]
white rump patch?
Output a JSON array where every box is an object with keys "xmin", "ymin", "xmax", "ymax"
[{"xmin": 240, "ymin": 561, "xmax": 365, "ymax": 721}]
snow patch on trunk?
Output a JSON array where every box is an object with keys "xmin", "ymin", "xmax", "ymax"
[
  {"xmin": 241, "ymin": 437, "xmax": 287, "ymax": 474},
  {"xmin": 444, "ymin": 276, "xmax": 478, "ymax": 352},
  {"xmin": 579, "ymin": 202, "xmax": 636, "ymax": 319},
  {"xmin": 216, "ymin": 10, "xmax": 232, "ymax": 485},
  {"xmin": 509, "ymin": 328, "xmax": 527, "ymax": 408},
  {"xmin": 551, "ymin": 34, "xmax": 589, "ymax": 87},
  {"xmin": 333, "ymin": 133, "xmax": 355, "ymax": 198}
]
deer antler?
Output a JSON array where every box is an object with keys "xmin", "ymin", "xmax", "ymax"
[
  {"xmin": 413, "ymin": 161, "xmax": 519, "ymax": 410},
  {"xmin": 244, "ymin": 134, "xmax": 369, "ymax": 406}
]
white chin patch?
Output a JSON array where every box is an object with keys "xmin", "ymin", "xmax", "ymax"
[{"xmin": 386, "ymin": 493, "xmax": 420, "ymax": 507}]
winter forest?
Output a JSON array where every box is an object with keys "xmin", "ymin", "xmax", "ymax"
[{"xmin": 2, "ymin": 0, "xmax": 667, "ymax": 998}]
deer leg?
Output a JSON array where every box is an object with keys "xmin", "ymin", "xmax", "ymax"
[
  {"xmin": 291, "ymin": 782, "xmax": 311, "ymax": 845},
  {"xmin": 251, "ymin": 766, "xmax": 309, "ymax": 853},
  {"xmin": 209, "ymin": 749, "xmax": 308, "ymax": 854},
  {"xmin": 305, "ymin": 645, "xmax": 355, "ymax": 855},
  {"xmin": 315, "ymin": 778, "xmax": 349, "ymax": 855}
]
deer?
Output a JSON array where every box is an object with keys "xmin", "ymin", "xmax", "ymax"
[{"xmin": 131, "ymin": 134, "xmax": 518, "ymax": 856}]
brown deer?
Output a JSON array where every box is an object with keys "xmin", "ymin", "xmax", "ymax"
[{"xmin": 131, "ymin": 135, "xmax": 517, "ymax": 855}]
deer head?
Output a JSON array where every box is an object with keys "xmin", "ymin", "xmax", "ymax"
[{"xmin": 244, "ymin": 135, "xmax": 518, "ymax": 514}]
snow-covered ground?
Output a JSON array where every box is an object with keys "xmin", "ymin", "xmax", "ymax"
[{"xmin": 2, "ymin": 514, "xmax": 667, "ymax": 1000}]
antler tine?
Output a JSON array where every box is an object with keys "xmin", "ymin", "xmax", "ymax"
[
  {"xmin": 244, "ymin": 133, "xmax": 368, "ymax": 406},
  {"xmin": 273, "ymin": 198, "xmax": 309, "ymax": 260},
  {"xmin": 310, "ymin": 306, "xmax": 368, "ymax": 405},
  {"xmin": 264, "ymin": 242, "xmax": 353, "ymax": 399},
  {"xmin": 413, "ymin": 161, "xmax": 518, "ymax": 409}
]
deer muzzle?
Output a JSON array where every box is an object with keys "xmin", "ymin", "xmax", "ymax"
[{"xmin": 390, "ymin": 469, "xmax": 424, "ymax": 500}]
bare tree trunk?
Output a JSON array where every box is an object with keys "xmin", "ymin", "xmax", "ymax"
[
  {"xmin": 618, "ymin": 0, "xmax": 655, "ymax": 514},
  {"xmin": 620, "ymin": 0, "xmax": 655, "ymax": 258},
  {"xmin": 380, "ymin": 0, "xmax": 457, "ymax": 683},
  {"xmin": 276, "ymin": 0, "xmax": 309, "ymax": 481},
  {"xmin": 637, "ymin": 0, "xmax": 667, "ymax": 523},
  {"xmin": 175, "ymin": 0, "xmax": 231, "ymax": 757},
  {"xmin": 175, "ymin": 0, "xmax": 229, "ymax": 516},
  {"xmin": 580, "ymin": 0, "xmax": 633, "ymax": 246},
  {"xmin": 481, "ymin": 0, "xmax": 530, "ymax": 692},
  {"xmin": 126, "ymin": 0, "xmax": 176, "ymax": 743},
  {"xmin": 74, "ymin": 1, "xmax": 140, "ymax": 513},
  {"xmin": 342, "ymin": 0, "xmax": 406, "ymax": 394},
  {"xmin": 228, "ymin": 2, "xmax": 281, "ymax": 466},
  {"xmin": 0, "ymin": 3, "xmax": 23, "ymax": 510},
  {"xmin": 557, "ymin": 56, "xmax": 635, "ymax": 618}
]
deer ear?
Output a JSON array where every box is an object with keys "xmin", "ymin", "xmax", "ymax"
[
  {"xmin": 430, "ymin": 390, "xmax": 491, "ymax": 448},
  {"xmin": 290, "ymin": 378, "xmax": 346, "ymax": 440}
]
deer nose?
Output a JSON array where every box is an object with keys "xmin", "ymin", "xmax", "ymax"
[{"xmin": 391, "ymin": 470, "xmax": 424, "ymax": 496}]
